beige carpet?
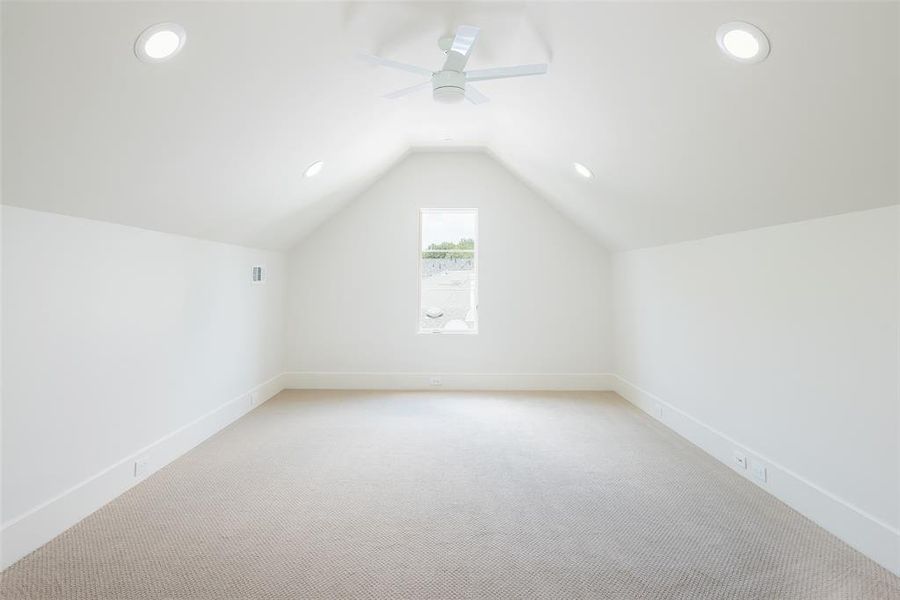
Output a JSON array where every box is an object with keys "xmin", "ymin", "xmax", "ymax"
[{"xmin": 2, "ymin": 390, "xmax": 898, "ymax": 600}]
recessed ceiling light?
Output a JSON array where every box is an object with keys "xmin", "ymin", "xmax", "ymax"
[
  {"xmin": 716, "ymin": 22, "xmax": 770, "ymax": 63},
  {"xmin": 135, "ymin": 23, "xmax": 186, "ymax": 63},
  {"xmin": 304, "ymin": 161, "xmax": 324, "ymax": 178},
  {"xmin": 573, "ymin": 162, "xmax": 593, "ymax": 179}
]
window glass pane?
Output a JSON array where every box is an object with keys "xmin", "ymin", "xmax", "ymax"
[{"xmin": 419, "ymin": 210, "xmax": 477, "ymax": 333}]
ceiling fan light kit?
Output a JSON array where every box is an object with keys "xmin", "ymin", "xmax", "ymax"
[
  {"xmin": 432, "ymin": 71, "xmax": 467, "ymax": 103},
  {"xmin": 360, "ymin": 24, "xmax": 549, "ymax": 105}
]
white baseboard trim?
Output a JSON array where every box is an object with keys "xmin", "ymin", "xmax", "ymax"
[
  {"xmin": 7, "ymin": 373, "xmax": 894, "ymax": 577},
  {"xmin": 0, "ymin": 373, "xmax": 288, "ymax": 570},
  {"xmin": 611, "ymin": 374, "xmax": 900, "ymax": 576},
  {"xmin": 283, "ymin": 371, "xmax": 616, "ymax": 391}
]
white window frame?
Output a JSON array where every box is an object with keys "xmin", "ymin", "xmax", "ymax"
[{"xmin": 417, "ymin": 208, "xmax": 479, "ymax": 335}]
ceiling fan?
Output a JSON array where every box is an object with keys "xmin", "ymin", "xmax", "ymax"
[{"xmin": 359, "ymin": 25, "xmax": 548, "ymax": 105}]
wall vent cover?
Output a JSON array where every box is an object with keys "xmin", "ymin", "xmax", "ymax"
[{"xmin": 251, "ymin": 265, "xmax": 266, "ymax": 284}]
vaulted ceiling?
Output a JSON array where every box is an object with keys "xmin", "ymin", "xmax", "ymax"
[{"xmin": 3, "ymin": 2, "xmax": 898, "ymax": 250}]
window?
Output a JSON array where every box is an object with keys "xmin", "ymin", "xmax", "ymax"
[{"xmin": 418, "ymin": 208, "xmax": 478, "ymax": 334}]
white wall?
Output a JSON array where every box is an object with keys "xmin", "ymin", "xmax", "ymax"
[
  {"xmin": 611, "ymin": 206, "xmax": 900, "ymax": 573},
  {"xmin": 4, "ymin": 157, "xmax": 894, "ymax": 575},
  {"xmin": 1, "ymin": 206, "xmax": 286, "ymax": 566},
  {"xmin": 286, "ymin": 151, "xmax": 612, "ymax": 385}
]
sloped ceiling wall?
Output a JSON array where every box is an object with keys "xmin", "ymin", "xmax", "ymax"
[{"xmin": 2, "ymin": 1, "xmax": 897, "ymax": 250}]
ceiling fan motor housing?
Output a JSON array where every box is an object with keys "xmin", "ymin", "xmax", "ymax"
[
  {"xmin": 363, "ymin": 24, "xmax": 548, "ymax": 105},
  {"xmin": 432, "ymin": 70, "xmax": 466, "ymax": 104}
]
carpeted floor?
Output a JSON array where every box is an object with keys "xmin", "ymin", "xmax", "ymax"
[{"xmin": 2, "ymin": 390, "xmax": 898, "ymax": 599}]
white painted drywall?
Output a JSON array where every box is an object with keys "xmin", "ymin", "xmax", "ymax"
[
  {"xmin": 611, "ymin": 206, "xmax": 900, "ymax": 569},
  {"xmin": 1, "ymin": 206, "xmax": 286, "ymax": 528},
  {"xmin": 286, "ymin": 151, "xmax": 612, "ymax": 377}
]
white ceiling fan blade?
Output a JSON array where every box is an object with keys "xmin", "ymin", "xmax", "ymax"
[
  {"xmin": 450, "ymin": 25, "xmax": 480, "ymax": 56},
  {"xmin": 443, "ymin": 25, "xmax": 480, "ymax": 72},
  {"xmin": 465, "ymin": 63, "xmax": 548, "ymax": 82},
  {"xmin": 384, "ymin": 81, "xmax": 431, "ymax": 100},
  {"xmin": 357, "ymin": 51, "xmax": 433, "ymax": 77},
  {"xmin": 465, "ymin": 85, "xmax": 490, "ymax": 105}
]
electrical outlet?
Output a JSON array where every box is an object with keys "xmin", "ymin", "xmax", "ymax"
[
  {"xmin": 249, "ymin": 391, "xmax": 258, "ymax": 407},
  {"xmin": 134, "ymin": 456, "xmax": 150, "ymax": 478},
  {"xmin": 733, "ymin": 450, "xmax": 748, "ymax": 470},
  {"xmin": 430, "ymin": 377, "xmax": 442, "ymax": 386},
  {"xmin": 751, "ymin": 461, "xmax": 767, "ymax": 483},
  {"xmin": 654, "ymin": 403, "xmax": 663, "ymax": 419}
]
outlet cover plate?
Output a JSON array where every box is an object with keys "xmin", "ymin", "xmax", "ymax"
[
  {"xmin": 134, "ymin": 456, "xmax": 150, "ymax": 478},
  {"xmin": 733, "ymin": 450, "xmax": 748, "ymax": 470},
  {"xmin": 751, "ymin": 462, "xmax": 767, "ymax": 483}
]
